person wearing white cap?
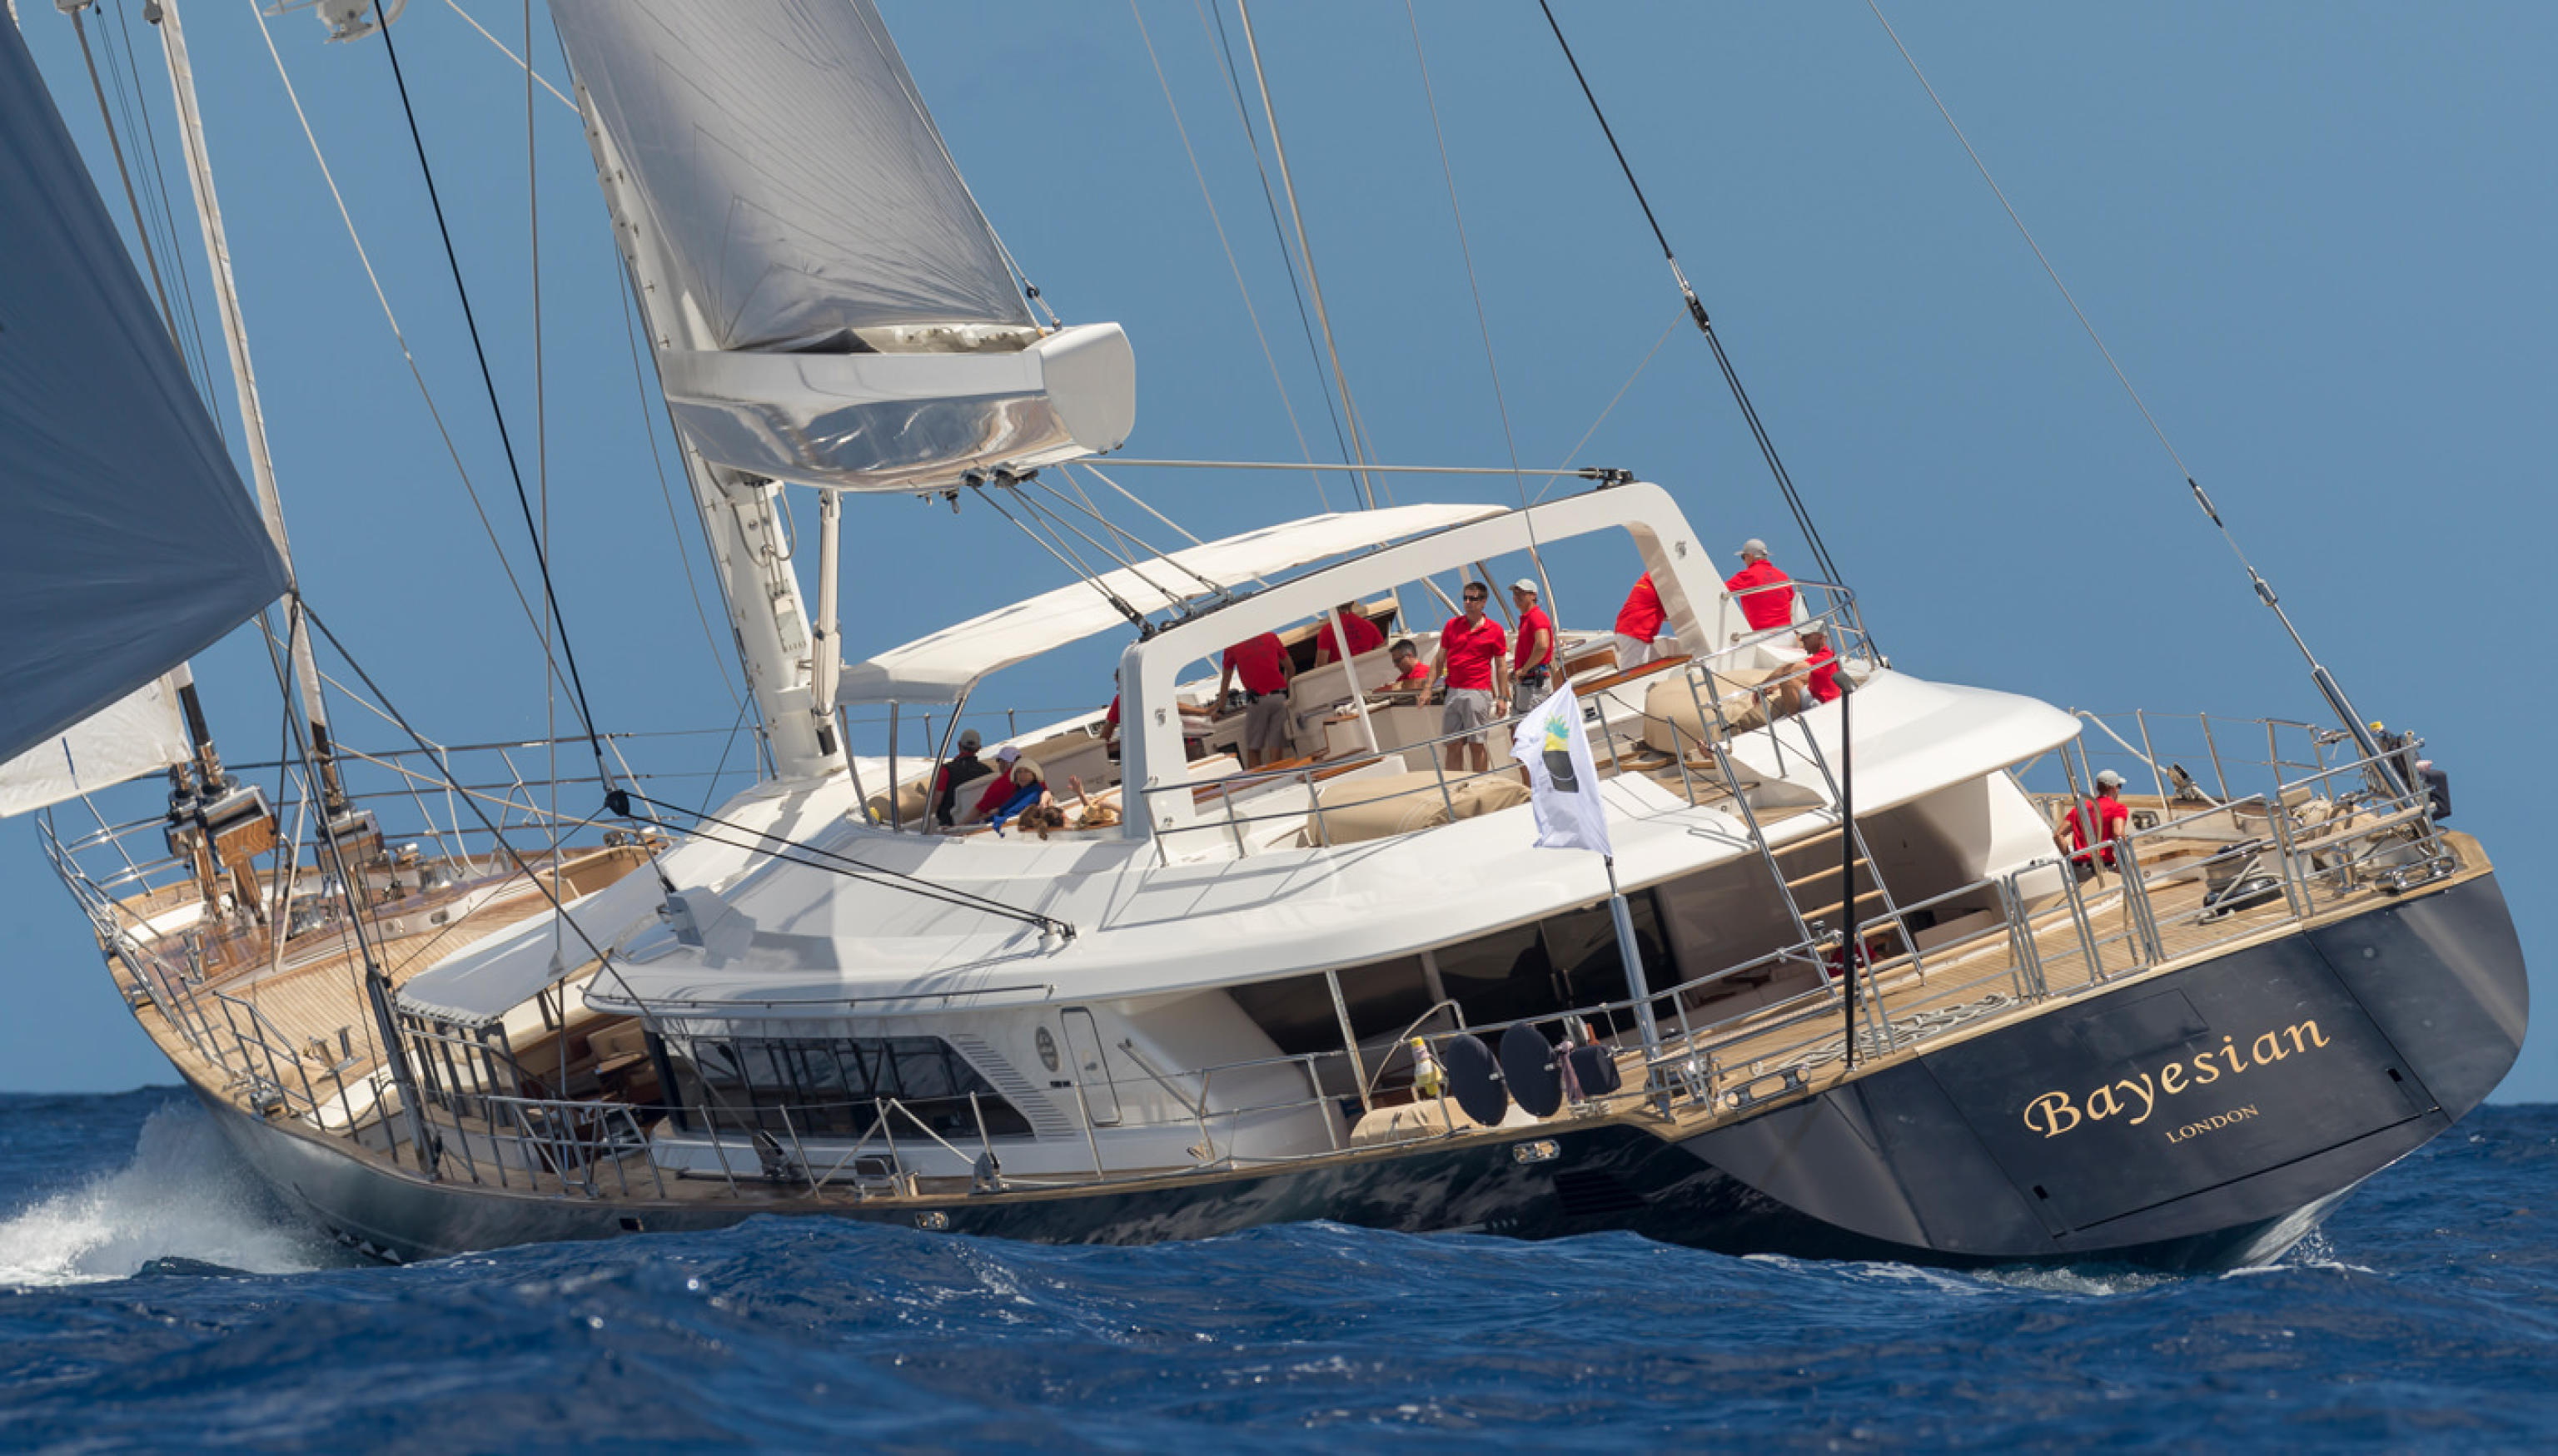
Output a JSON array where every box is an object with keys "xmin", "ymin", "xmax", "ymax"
[
  {"xmin": 1725, "ymin": 539, "xmax": 1796, "ymax": 634},
  {"xmin": 1508, "ymin": 578, "xmax": 1555, "ymax": 712},
  {"xmin": 930, "ymin": 728, "xmax": 991, "ymax": 827},
  {"xmin": 2056, "ymin": 768, "xmax": 2131, "ymax": 877},
  {"xmin": 967, "ymin": 742, "xmax": 1028, "ymax": 823}
]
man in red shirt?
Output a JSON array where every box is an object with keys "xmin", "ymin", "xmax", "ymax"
[
  {"xmin": 2058, "ymin": 769, "xmax": 2132, "ymax": 875},
  {"xmin": 1216, "ymin": 630, "xmax": 1295, "ymax": 768},
  {"xmin": 1509, "ymin": 578, "xmax": 1555, "ymax": 711},
  {"xmin": 1614, "ymin": 571, "xmax": 1667, "ymax": 668},
  {"xmin": 1769, "ymin": 620, "xmax": 1844, "ymax": 717},
  {"xmin": 1313, "ymin": 603, "xmax": 1385, "ymax": 664},
  {"xmin": 1380, "ymin": 639, "xmax": 1432, "ymax": 692},
  {"xmin": 1426, "ymin": 582, "xmax": 1509, "ymax": 773},
  {"xmin": 1725, "ymin": 539, "xmax": 1796, "ymax": 634}
]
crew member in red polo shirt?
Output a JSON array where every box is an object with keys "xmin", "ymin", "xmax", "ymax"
[
  {"xmin": 1509, "ymin": 578, "xmax": 1555, "ymax": 712},
  {"xmin": 1216, "ymin": 630, "xmax": 1295, "ymax": 768},
  {"xmin": 1725, "ymin": 539, "xmax": 1796, "ymax": 634},
  {"xmin": 1614, "ymin": 572, "xmax": 1667, "ymax": 668},
  {"xmin": 2058, "ymin": 769, "xmax": 2132, "ymax": 876},
  {"xmin": 1313, "ymin": 603, "xmax": 1384, "ymax": 665},
  {"xmin": 1380, "ymin": 639, "xmax": 1432, "ymax": 692},
  {"xmin": 1768, "ymin": 620, "xmax": 1844, "ymax": 717},
  {"xmin": 1426, "ymin": 582, "xmax": 1510, "ymax": 773}
]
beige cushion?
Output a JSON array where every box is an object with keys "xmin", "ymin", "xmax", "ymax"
[
  {"xmin": 1305, "ymin": 771, "xmax": 1530, "ymax": 846},
  {"xmin": 1640, "ymin": 667, "xmax": 1774, "ymax": 755},
  {"xmin": 864, "ymin": 778, "xmax": 931, "ymax": 825}
]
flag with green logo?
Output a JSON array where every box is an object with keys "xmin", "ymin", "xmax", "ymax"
[{"xmin": 1510, "ymin": 682, "xmax": 1610, "ymax": 856}]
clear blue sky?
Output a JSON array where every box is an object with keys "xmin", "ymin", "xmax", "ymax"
[{"xmin": 8, "ymin": 2, "xmax": 2551, "ymax": 1098}]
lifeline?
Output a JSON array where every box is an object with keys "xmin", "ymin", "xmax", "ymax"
[{"xmin": 2022, "ymin": 1021, "xmax": 2331, "ymax": 1139}]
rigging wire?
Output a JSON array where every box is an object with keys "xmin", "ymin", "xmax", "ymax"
[
  {"xmin": 247, "ymin": 1, "xmax": 567, "ymax": 698},
  {"xmin": 975, "ymin": 487, "xmax": 1149, "ymax": 630},
  {"xmin": 371, "ymin": 1, "xmax": 614, "ymax": 789},
  {"xmin": 1861, "ymin": 1, "xmax": 2384, "ymax": 753},
  {"xmin": 66, "ymin": 7, "xmax": 177, "ymax": 341},
  {"xmin": 113, "ymin": 0, "xmax": 222, "ymax": 429},
  {"xmin": 610, "ymin": 245, "xmax": 742, "ymax": 710},
  {"xmin": 1535, "ymin": 307, "xmax": 1685, "ymax": 502},
  {"xmin": 610, "ymin": 791, "xmax": 1073, "ymax": 939},
  {"xmin": 1535, "ymin": 0, "xmax": 1850, "ymax": 603},
  {"xmin": 1403, "ymin": 0, "xmax": 1550, "ymax": 600},
  {"xmin": 441, "ymin": 0, "xmax": 575, "ymax": 112},
  {"xmin": 1128, "ymin": 0, "xmax": 1328, "ymax": 511},
  {"xmin": 1232, "ymin": 0, "xmax": 1386, "ymax": 512},
  {"xmin": 1201, "ymin": 0, "xmax": 1364, "ymax": 508}
]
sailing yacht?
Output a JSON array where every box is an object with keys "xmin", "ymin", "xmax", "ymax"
[{"xmin": 6, "ymin": 2, "xmax": 2526, "ymax": 1270}]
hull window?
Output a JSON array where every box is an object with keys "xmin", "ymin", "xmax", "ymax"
[{"xmin": 669, "ymin": 1035, "xmax": 1032, "ymax": 1140}]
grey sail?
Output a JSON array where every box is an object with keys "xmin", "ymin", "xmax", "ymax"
[
  {"xmin": 551, "ymin": 0, "xmax": 1133, "ymax": 491},
  {"xmin": 549, "ymin": 0, "xmax": 1029, "ymax": 351},
  {"xmin": 0, "ymin": 22, "xmax": 289, "ymax": 771}
]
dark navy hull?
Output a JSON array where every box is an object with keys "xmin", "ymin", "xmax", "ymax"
[{"xmin": 193, "ymin": 874, "xmax": 2528, "ymax": 1271}]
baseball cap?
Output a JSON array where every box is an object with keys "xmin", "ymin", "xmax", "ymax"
[
  {"xmin": 2095, "ymin": 769, "xmax": 2126, "ymax": 788},
  {"xmin": 1511, "ymin": 578, "xmax": 1539, "ymax": 596},
  {"xmin": 994, "ymin": 744, "xmax": 1021, "ymax": 765},
  {"xmin": 1797, "ymin": 619, "xmax": 1827, "ymax": 636},
  {"xmin": 958, "ymin": 728, "xmax": 983, "ymax": 752},
  {"xmin": 1738, "ymin": 538, "xmax": 1769, "ymax": 559}
]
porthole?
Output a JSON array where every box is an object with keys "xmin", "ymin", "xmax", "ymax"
[{"xmin": 1035, "ymin": 1026, "xmax": 1060, "ymax": 1072}]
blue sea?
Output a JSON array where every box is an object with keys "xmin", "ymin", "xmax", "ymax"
[{"xmin": 2, "ymin": 1091, "xmax": 2554, "ymax": 1452}]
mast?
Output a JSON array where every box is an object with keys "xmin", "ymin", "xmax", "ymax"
[{"xmin": 150, "ymin": 0, "xmax": 346, "ymax": 805}]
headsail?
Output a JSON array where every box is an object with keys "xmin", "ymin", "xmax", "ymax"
[
  {"xmin": 553, "ymin": 0, "xmax": 1134, "ymax": 491},
  {"xmin": 0, "ymin": 674, "xmax": 191, "ymax": 818},
  {"xmin": 0, "ymin": 23, "xmax": 289, "ymax": 773}
]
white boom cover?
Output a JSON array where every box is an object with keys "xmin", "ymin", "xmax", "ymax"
[
  {"xmin": 0, "ymin": 25, "xmax": 289, "ymax": 773},
  {"xmin": 0, "ymin": 675, "xmax": 190, "ymax": 818},
  {"xmin": 549, "ymin": 0, "xmax": 1031, "ymax": 352},
  {"xmin": 836, "ymin": 503, "xmax": 1503, "ymax": 706}
]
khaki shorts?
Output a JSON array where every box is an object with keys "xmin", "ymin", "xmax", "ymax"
[
  {"xmin": 1441, "ymin": 688, "xmax": 1495, "ymax": 744},
  {"xmin": 1243, "ymin": 693, "xmax": 1293, "ymax": 754}
]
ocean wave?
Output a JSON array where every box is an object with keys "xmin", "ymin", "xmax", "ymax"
[{"xmin": 0, "ymin": 1100, "xmax": 343, "ymax": 1289}]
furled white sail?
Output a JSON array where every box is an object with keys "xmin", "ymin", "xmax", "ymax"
[
  {"xmin": 0, "ymin": 23, "xmax": 289, "ymax": 772},
  {"xmin": 552, "ymin": 0, "xmax": 1137, "ymax": 490},
  {"xmin": 0, "ymin": 675, "xmax": 191, "ymax": 819}
]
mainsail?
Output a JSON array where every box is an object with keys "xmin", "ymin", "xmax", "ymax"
[
  {"xmin": 0, "ymin": 22, "xmax": 289, "ymax": 778},
  {"xmin": 552, "ymin": 0, "xmax": 1134, "ymax": 491}
]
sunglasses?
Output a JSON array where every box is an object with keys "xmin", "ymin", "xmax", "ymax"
[{"xmin": 1463, "ymin": 592, "xmax": 1486, "ymax": 602}]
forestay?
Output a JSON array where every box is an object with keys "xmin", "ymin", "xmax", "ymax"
[
  {"xmin": 836, "ymin": 503, "xmax": 1502, "ymax": 706},
  {"xmin": 0, "ymin": 25, "xmax": 289, "ymax": 773}
]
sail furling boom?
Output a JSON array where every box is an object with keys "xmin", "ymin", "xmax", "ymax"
[
  {"xmin": 551, "ymin": 0, "xmax": 1134, "ymax": 493},
  {"xmin": 0, "ymin": 22, "xmax": 289, "ymax": 772}
]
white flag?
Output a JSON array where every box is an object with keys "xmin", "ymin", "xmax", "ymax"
[{"xmin": 1510, "ymin": 682, "xmax": 1611, "ymax": 857}]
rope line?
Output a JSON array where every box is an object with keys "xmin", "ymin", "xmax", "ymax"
[
  {"xmin": 1535, "ymin": 0, "xmax": 1849, "ymax": 603},
  {"xmin": 1405, "ymin": 1, "xmax": 1549, "ymax": 599},
  {"xmin": 1203, "ymin": 0, "xmax": 1365, "ymax": 506},
  {"xmin": 1129, "ymin": 0, "xmax": 1329, "ymax": 511},
  {"xmin": 1862, "ymin": 2, "xmax": 2383, "ymax": 748},
  {"xmin": 372, "ymin": 1, "xmax": 612, "ymax": 788},
  {"xmin": 610, "ymin": 791, "xmax": 1073, "ymax": 939},
  {"xmin": 1536, "ymin": 308, "xmax": 1684, "ymax": 502},
  {"xmin": 249, "ymin": 1, "xmax": 564, "ymax": 693}
]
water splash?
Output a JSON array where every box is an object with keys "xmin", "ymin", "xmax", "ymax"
[{"xmin": 0, "ymin": 1100, "xmax": 341, "ymax": 1287}]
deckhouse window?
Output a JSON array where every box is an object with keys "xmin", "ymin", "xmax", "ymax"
[{"xmin": 669, "ymin": 1035, "xmax": 1031, "ymax": 1140}]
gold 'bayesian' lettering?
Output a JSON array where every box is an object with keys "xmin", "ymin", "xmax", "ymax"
[{"xmin": 2019, "ymin": 1021, "xmax": 2328, "ymax": 1140}]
